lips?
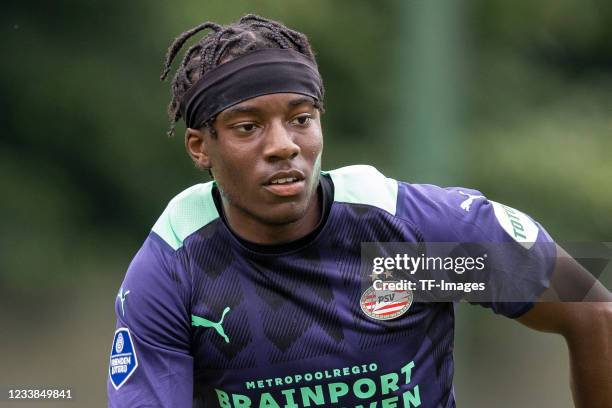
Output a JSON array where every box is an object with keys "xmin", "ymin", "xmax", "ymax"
[
  {"xmin": 263, "ymin": 169, "xmax": 306, "ymax": 197},
  {"xmin": 264, "ymin": 169, "xmax": 306, "ymax": 186}
]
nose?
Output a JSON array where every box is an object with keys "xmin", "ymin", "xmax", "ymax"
[{"xmin": 262, "ymin": 120, "xmax": 300, "ymax": 161}]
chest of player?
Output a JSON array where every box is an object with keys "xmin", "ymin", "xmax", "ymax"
[{"xmin": 188, "ymin": 240, "xmax": 454, "ymax": 402}]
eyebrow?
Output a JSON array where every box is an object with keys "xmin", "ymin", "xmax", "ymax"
[
  {"xmin": 287, "ymin": 96, "xmax": 316, "ymax": 107},
  {"xmin": 220, "ymin": 105, "xmax": 261, "ymax": 119},
  {"xmin": 220, "ymin": 96, "xmax": 316, "ymax": 120}
]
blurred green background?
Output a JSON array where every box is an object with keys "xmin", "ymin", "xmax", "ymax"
[{"xmin": 1, "ymin": 0, "xmax": 610, "ymax": 406}]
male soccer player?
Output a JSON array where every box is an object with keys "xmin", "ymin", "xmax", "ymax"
[{"xmin": 107, "ymin": 15, "xmax": 611, "ymax": 407}]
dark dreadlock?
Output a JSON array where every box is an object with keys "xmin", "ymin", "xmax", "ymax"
[{"xmin": 160, "ymin": 14, "xmax": 324, "ymax": 137}]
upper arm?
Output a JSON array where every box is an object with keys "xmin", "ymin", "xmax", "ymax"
[
  {"xmin": 398, "ymin": 183, "xmax": 557, "ymax": 318},
  {"xmin": 517, "ymin": 244, "xmax": 612, "ymax": 335},
  {"xmin": 107, "ymin": 233, "xmax": 193, "ymax": 408}
]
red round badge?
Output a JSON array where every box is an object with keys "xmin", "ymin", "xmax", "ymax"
[{"xmin": 360, "ymin": 285, "xmax": 413, "ymax": 320}]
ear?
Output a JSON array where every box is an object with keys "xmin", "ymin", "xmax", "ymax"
[{"xmin": 185, "ymin": 127, "xmax": 211, "ymax": 170}]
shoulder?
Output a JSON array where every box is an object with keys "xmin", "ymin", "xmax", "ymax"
[
  {"xmin": 323, "ymin": 164, "xmax": 479, "ymax": 220},
  {"xmin": 396, "ymin": 182, "xmax": 485, "ymax": 223},
  {"xmin": 324, "ymin": 165, "xmax": 399, "ymax": 215},
  {"xmin": 151, "ymin": 181, "xmax": 220, "ymax": 251},
  {"xmin": 325, "ymin": 165, "xmax": 548, "ymax": 245},
  {"xmin": 398, "ymin": 181, "xmax": 549, "ymax": 245}
]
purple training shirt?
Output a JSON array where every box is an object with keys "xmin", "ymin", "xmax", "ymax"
[{"xmin": 107, "ymin": 165, "xmax": 555, "ymax": 408}]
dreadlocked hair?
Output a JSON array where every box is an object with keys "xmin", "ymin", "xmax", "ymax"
[{"xmin": 160, "ymin": 14, "xmax": 324, "ymax": 137}]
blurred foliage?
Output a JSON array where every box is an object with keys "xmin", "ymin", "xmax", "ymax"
[{"xmin": 1, "ymin": 0, "xmax": 611, "ymax": 293}]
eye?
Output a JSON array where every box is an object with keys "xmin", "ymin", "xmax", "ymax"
[
  {"xmin": 232, "ymin": 122, "xmax": 258, "ymax": 133},
  {"xmin": 291, "ymin": 114, "xmax": 312, "ymax": 127}
]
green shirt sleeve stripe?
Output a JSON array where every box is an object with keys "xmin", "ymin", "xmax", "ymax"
[
  {"xmin": 326, "ymin": 165, "xmax": 398, "ymax": 215},
  {"xmin": 152, "ymin": 181, "xmax": 220, "ymax": 250}
]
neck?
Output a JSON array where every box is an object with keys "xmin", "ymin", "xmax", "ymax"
[{"xmin": 222, "ymin": 189, "xmax": 322, "ymax": 245}]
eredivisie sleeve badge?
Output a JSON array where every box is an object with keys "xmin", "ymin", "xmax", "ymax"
[{"xmin": 109, "ymin": 327, "xmax": 138, "ymax": 390}]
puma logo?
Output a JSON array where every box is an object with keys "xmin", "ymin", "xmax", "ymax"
[
  {"xmin": 192, "ymin": 307, "xmax": 231, "ymax": 343},
  {"xmin": 117, "ymin": 288, "xmax": 130, "ymax": 316},
  {"xmin": 458, "ymin": 191, "xmax": 485, "ymax": 212}
]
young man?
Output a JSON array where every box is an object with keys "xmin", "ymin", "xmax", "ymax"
[{"xmin": 107, "ymin": 15, "xmax": 611, "ymax": 408}]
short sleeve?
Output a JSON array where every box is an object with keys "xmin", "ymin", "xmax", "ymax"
[
  {"xmin": 107, "ymin": 232, "xmax": 193, "ymax": 407},
  {"xmin": 397, "ymin": 182, "xmax": 557, "ymax": 318}
]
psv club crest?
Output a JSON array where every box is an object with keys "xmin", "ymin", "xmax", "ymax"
[{"xmin": 360, "ymin": 285, "xmax": 413, "ymax": 321}]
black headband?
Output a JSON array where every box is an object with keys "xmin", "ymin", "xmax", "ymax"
[{"xmin": 180, "ymin": 48, "xmax": 324, "ymax": 129}]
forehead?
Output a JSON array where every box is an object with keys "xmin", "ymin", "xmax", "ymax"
[{"xmin": 217, "ymin": 93, "xmax": 316, "ymax": 119}]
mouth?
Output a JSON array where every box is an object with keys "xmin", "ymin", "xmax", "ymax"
[{"xmin": 263, "ymin": 170, "xmax": 307, "ymax": 197}]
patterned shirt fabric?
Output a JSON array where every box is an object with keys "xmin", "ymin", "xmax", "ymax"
[{"xmin": 107, "ymin": 165, "xmax": 555, "ymax": 408}]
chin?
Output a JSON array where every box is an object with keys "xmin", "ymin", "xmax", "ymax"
[{"xmin": 259, "ymin": 203, "xmax": 310, "ymax": 226}]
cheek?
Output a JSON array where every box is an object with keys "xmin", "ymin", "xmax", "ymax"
[
  {"xmin": 304, "ymin": 129, "xmax": 324, "ymax": 161},
  {"xmin": 209, "ymin": 139, "xmax": 246, "ymax": 169},
  {"xmin": 308, "ymin": 145, "xmax": 322, "ymax": 166},
  {"xmin": 212, "ymin": 161, "xmax": 249, "ymax": 206},
  {"xmin": 210, "ymin": 144, "xmax": 258, "ymax": 188}
]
